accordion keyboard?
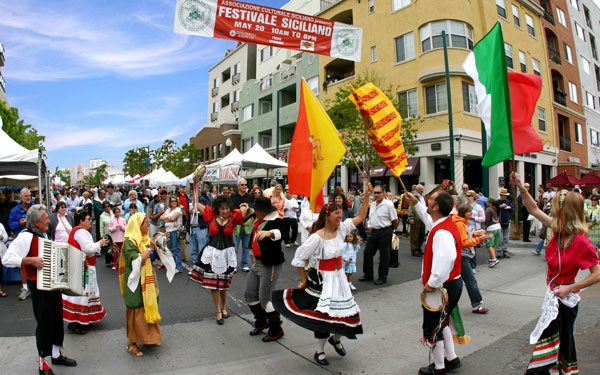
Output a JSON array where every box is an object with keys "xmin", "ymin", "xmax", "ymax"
[{"xmin": 40, "ymin": 239, "xmax": 53, "ymax": 289}]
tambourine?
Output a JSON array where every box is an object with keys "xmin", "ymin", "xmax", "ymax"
[{"xmin": 421, "ymin": 287, "xmax": 449, "ymax": 312}]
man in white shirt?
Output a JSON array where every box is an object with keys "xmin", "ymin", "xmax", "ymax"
[
  {"xmin": 359, "ymin": 185, "xmax": 398, "ymax": 285},
  {"xmin": 405, "ymin": 190, "xmax": 463, "ymax": 375},
  {"xmin": 65, "ymin": 189, "xmax": 82, "ymax": 213},
  {"xmin": 282, "ymin": 192, "xmax": 299, "ymax": 248},
  {"xmin": 542, "ymin": 182, "xmax": 556, "ymax": 201}
]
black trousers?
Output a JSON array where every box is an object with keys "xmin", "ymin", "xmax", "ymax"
[
  {"xmin": 282, "ymin": 218, "xmax": 298, "ymax": 244},
  {"xmin": 28, "ymin": 281, "xmax": 64, "ymax": 357},
  {"xmin": 363, "ymin": 227, "xmax": 393, "ymax": 279},
  {"xmin": 523, "ymin": 219, "xmax": 531, "ymax": 241},
  {"xmin": 422, "ymin": 278, "xmax": 463, "ymax": 344}
]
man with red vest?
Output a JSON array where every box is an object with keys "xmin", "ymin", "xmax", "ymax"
[
  {"xmin": 405, "ymin": 190, "xmax": 463, "ymax": 375},
  {"xmin": 3, "ymin": 204, "xmax": 78, "ymax": 374}
]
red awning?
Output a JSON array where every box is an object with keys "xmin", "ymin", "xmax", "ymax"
[
  {"xmin": 546, "ymin": 172, "xmax": 581, "ymax": 188},
  {"xmin": 581, "ymin": 173, "xmax": 600, "ymax": 187}
]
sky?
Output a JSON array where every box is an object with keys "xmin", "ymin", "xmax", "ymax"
[{"xmin": 0, "ymin": 0, "xmax": 288, "ymax": 171}]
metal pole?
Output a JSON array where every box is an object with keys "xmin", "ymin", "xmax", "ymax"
[
  {"xmin": 37, "ymin": 149, "xmax": 43, "ymax": 205},
  {"xmin": 442, "ymin": 31, "xmax": 455, "ymax": 182},
  {"xmin": 276, "ymin": 90, "xmax": 281, "ymax": 157},
  {"xmin": 481, "ymin": 121, "xmax": 489, "ymax": 197}
]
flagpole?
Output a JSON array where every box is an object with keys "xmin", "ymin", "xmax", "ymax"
[
  {"xmin": 481, "ymin": 121, "xmax": 489, "ymax": 197},
  {"xmin": 442, "ymin": 30, "xmax": 456, "ymax": 183}
]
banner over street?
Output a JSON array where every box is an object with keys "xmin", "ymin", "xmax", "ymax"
[{"xmin": 174, "ymin": 0, "xmax": 363, "ymax": 62}]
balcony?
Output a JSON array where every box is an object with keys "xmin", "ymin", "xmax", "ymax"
[
  {"xmin": 232, "ymin": 73, "xmax": 241, "ymax": 85},
  {"xmin": 0, "ymin": 43, "xmax": 4, "ymax": 67},
  {"xmin": 211, "ymin": 87, "xmax": 219, "ymax": 97},
  {"xmin": 260, "ymin": 75, "xmax": 273, "ymax": 91},
  {"xmin": 554, "ymin": 89, "xmax": 567, "ymax": 105},
  {"xmin": 0, "ymin": 72, "xmax": 5, "ymax": 93},
  {"xmin": 280, "ymin": 65, "xmax": 297, "ymax": 83},
  {"xmin": 543, "ymin": 10, "xmax": 555, "ymax": 25},
  {"xmin": 560, "ymin": 136, "xmax": 571, "ymax": 152},
  {"xmin": 320, "ymin": 0, "xmax": 342, "ymax": 12},
  {"xmin": 210, "ymin": 112, "xmax": 218, "ymax": 122},
  {"xmin": 548, "ymin": 48, "xmax": 561, "ymax": 65},
  {"xmin": 231, "ymin": 101, "xmax": 239, "ymax": 111}
]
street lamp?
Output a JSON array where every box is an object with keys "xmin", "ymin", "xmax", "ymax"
[{"xmin": 225, "ymin": 137, "xmax": 232, "ymax": 155}]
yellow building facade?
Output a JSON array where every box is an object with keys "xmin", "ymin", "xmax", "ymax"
[{"xmin": 318, "ymin": 0, "xmax": 558, "ymax": 196}]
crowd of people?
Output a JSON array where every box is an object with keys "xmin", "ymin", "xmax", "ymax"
[{"xmin": 1, "ymin": 172, "xmax": 600, "ymax": 374}]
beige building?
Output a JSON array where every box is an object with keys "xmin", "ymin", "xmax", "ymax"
[{"xmin": 318, "ymin": 0, "xmax": 558, "ymax": 196}]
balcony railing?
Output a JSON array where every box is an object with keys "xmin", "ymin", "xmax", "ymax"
[
  {"xmin": 280, "ymin": 65, "xmax": 297, "ymax": 82},
  {"xmin": 0, "ymin": 72, "xmax": 5, "ymax": 93},
  {"xmin": 211, "ymin": 87, "xmax": 219, "ymax": 97},
  {"xmin": 0, "ymin": 43, "xmax": 4, "ymax": 67},
  {"xmin": 320, "ymin": 0, "xmax": 342, "ymax": 12},
  {"xmin": 232, "ymin": 73, "xmax": 241, "ymax": 85},
  {"xmin": 548, "ymin": 48, "xmax": 561, "ymax": 65},
  {"xmin": 231, "ymin": 101, "xmax": 239, "ymax": 111},
  {"xmin": 210, "ymin": 112, "xmax": 218, "ymax": 122},
  {"xmin": 543, "ymin": 10, "xmax": 555, "ymax": 25},
  {"xmin": 554, "ymin": 89, "xmax": 567, "ymax": 105},
  {"xmin": 260, "ymin": 75, "xmax": 273, "ymax": 91}
]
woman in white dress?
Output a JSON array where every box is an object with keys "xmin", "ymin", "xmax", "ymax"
[{"xmin": 272, "ymin": 183, "xmax": 372, "ymax": 366}]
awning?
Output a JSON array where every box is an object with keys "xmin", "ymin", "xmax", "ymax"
[{"xmin": 369, "ymin": 158, "xmax": 420, "ymax": 177}]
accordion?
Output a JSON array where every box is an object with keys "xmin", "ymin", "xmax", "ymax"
[{"xmin": 37, "ymin": 238, "xmax": 86, "ymax": 296}]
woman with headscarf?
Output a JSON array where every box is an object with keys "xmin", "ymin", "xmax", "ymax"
[
  {"xmin": 513, "ymin": 172, "xmax": 600, "ymax": 374},
  {"xmin": 62, "ymin": 210, "xmax": 108, "ymax": 335},
  {"xmin": 119, "ymin": 212, "xmax": 162, "ymax": 357}
]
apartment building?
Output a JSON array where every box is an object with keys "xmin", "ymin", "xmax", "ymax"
[
  {"xmin": 317, "ymin": 0, "xmax": 558, "ymax": 197},
  {"xmin": 0, "ymin": 42, "xmax": 6, "ymax": 102},
  {"xmin": 540, "ymin": 0, "xmax": 589, "ymax": 177},
  {"xmin": 569, "ymin": 0, "xmax": 600, "ymax": 169}
]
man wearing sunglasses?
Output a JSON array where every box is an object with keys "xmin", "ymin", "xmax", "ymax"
[{"xmin": 359, "ymin": 185, "xmax": 398, "ymax": 285}]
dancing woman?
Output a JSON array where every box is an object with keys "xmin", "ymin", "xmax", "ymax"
[
  {"xmin": 272, "ymin": 183, "xmax": 372, "ymax": 366},
  {"xmin": 513, "ymin": 172, "xmax": 600, "ymax": 374}
]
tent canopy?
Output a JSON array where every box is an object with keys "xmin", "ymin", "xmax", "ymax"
[
  {"xmin": 0, "ymin": 120, "xmax": 42, "ymax": 185},
  {"xmin": 241, "ymin": 144, "xmax": 287, "ymax": 169},
  {"xmin": 208, "ymin": 148, "xmax": 243, "ymax": 167},
  {"xmin": 546, "ymin": 172, "xmax": 582, "ymax": 188},
  {"xmin": 581, "ymin": 173, "xmax": 600, "ymax": 187}
]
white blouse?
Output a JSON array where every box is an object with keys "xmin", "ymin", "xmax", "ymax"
[{"xmin": 74, "ymin": 229, "xmax": 101, "ymax": 257}]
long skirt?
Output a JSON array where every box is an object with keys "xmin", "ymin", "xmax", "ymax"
[
  {"xmin": 272, "ymin": 268, "xmax": 363, "ymax": 339},
  {"xmin": 126, "ymin": 307, "xmax": 162, "ymax": 345},
  {"xmin": 62, "ymin": 265, "xmax": 106, "ymax": 325},
  {"xmin": 526, "ymin": 301, "xmax": 578, "ymax": 374}
]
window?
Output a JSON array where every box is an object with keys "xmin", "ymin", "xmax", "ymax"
[
  {"xmin": 395, "ymin": 32, "xmax": 415, "ymax": 62},
  {"xmin": 505, "ymin": 43, "xmax": 513, "ymax": 69},
  {"xmin": 538, "ymin": 107, "xmax": 546, "ymax": 132},
  {"xmin": 392, "ymin": 0, "xmax": 410, "ymax": 12},
  {"xmin": 420, "ymin": 20, "xmax": 473, "ymax": 52},
  {"xmin": 584, "ymin": 6, "xmax": 593, "ymax": 29},
  {"xmin": 582, "ymin": 56, "xmax": 591, "ymax": 74},
  {"xmin": 368, "ymin": 0, "xmax": 374, "ymax": 13},
  {"xmin": 569, "ymin": 0, "xmax": 579, "ymax": 11},
  {"xmin": 212, "ymin": 101, "xmax": 219, "ymax": 113},
  {"xmin": 233, "ymin": 89, "xmax": 241, "ymax": 102},
  {"xmin": 519, "ymin": 51, "xmax": 527, "ymax": 72},
  {"xmin": 233, "ymin": 63, "xmax": 241, "ymax": 75},
  {"xmin": 512, "ymin": 4, "xmax": 520, "ymax": 27},
  {"xmin": 576, "ymin": 123, "xmax": 583, "ymax": 144},
  {"xmin": 242, "ymin": 137, "xmax": 254, "ymax": 153},
  {"xmin": 260, "ymin": 46, "xmax": 273, "ymax": 62},
  {"xmin": 218, "ymin": 144, "xmax": 222, "ymax": 158},
  {"xmin": 307, "ymin": 76, "xmax": 319, "ymax": 95},
  {"xmin": 532, "ymin": 58, "xmax": 541, "ymax": 76},
  {"xmin": 398, "ymin": 89, "xmax": 418, "ymax": 118},
  {"xmin": 591, "ymin": 35, "xmax": 598, "ymax": 60},
  {"xmin": 496, "ymin": 0, "xmax": 506, "ymax": 18},
  {"xmin": 595, "ymin": 65, "xmax": 600, "ymax": 91},
  {"xmin": 525, "ymin": 14, "xmax": 535, "ymax": 36},
  {"xmin": 260, "ymin": 75, "xmax": 272, "ymax": 90},
  {"xmin": 212, "ymin": 145, "xmax": 217, "ymax": 160},
  {"xmin": 591, "ymin": 129, "xmax": 599, "ymax": 146},
  {"xmin": 569, "ymin": 82, "xmax": 579, "ymax": 103},
  {"xmin": 260, "ymin": 134, "xmax": 272, "ymax": 149},
  {"xmin": 242, "ymin": 104, "xmax": 254, "ymax": 121},
  {"xmin": 462, "ymin": 82, "xmax": 477, "ymax": 114},
  {"xmin": 370, "ymin": 46, "xmax": 377, "ymax": 62},
  {"xmin": 575, "ymin": 22, "xmax": 585, "ymax": 41},
  {"xmin": 213, "ymin": 77, "xmax": 219, "ymax": 88},
  {"xmin": 586, "ymin": 91, "xmax": 596, "ymax": 109},
  {"xmin": 556, "ymin": 8, "xmax": 566, "ymax": 27},
  {"xmin": 425, "ymin": 82, "xmax": 447, "ymax": 114},
  {"xmin": 564, "ymin": 43, "xmax": 573, "ymax": 64},
  {"xmin": 559, "ymin": 116, "xmax": 571, "ymax": 151}
]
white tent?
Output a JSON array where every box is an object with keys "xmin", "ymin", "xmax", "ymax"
[
  {"xmin": 208, "ymin": 148, "xmax": 243, "ymax": 167},
  {"xmin": 0, "ymin": 119, "xmax": 44, "ymax": 188},
  {"xmin": 241, "ymin": 144, "xmax": 288, "ymax": 169},
  {"xmin": 111, "ymin": 175, "xmax": 127, "ymax": 185}
]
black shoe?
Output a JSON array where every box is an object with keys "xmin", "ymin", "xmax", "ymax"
[
  {"xmin": 358, "ymin": 275, "xmax": 374, "ymax": 282},
  {"xmin": 523, "ymin": 240, "xmax": 531, "ymax": 242},
  {"xmin": 39, "ymin": 370, "xmax": 54, "ymax": 375},
  {"xmin": 444, "ymin": 357, "xmax": 461, "ymax": 371},
  {"xmin": 51, "ymin": 355, "xmax": 77, "ymax": 367},
  {"xmin": 314, "ymin": 351, "xmax": 329, "ymax": 365},
  {"xmin": 328, "ymin": 336, "xmax": 346, "ymax": 356},
  {"xmin": 418, "ymin": 363, "xmax": 448, "ymax": 375},
  {"xmin": 67, "ymin": 323, "xmax": 87, "ymax": 335},
  {"xmin": 389, "ymin": 263, "xmax": 400, "ymax": 268},
  {"xmin": 374, "ymin": 277, "xmax": 387, "ymax": 285}
]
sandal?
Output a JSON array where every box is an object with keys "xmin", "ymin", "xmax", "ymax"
[
  {"xmin": 221, "ymin": 310, "xmax": 229, "ymax": 319},
  {"xmin": 0, "ymin": 290, "xmax": 7, "ymax": 297},
  {"xmin": 126, "ymin": 344, "xmax": 144, "ymax": 357}
]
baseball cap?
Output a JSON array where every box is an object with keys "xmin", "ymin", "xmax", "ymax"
[
  {"xmin": 151, "ymin": 189, "xmax": 159, "ymax": 197},
  {"xmin": 179, "ymin": 183, "xmax": 186, "ymax": 188}
]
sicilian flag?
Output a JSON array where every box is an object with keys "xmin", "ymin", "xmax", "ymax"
[
  {"xmin": 463, "ymin": 22, "xmax": 514, "ymax": 167},
  {"xmin": 348, "ymin": 83, "xmax": 408, "ymax": 177},
  {"xmin": 288, "ymin": 79, "xmax": 346, "ymax": 212}
]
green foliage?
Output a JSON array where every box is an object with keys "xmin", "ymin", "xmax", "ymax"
[
  {"xmin": 162, "ymin": 142, "xmax": 201, "ymax": 177},
  {"xmin": 54, "ymin": 168, "xmax": 71, "ymax": 187},
  {"xmin": 123, "ymin": 140, "xmax": 201, "ymax": 178},
  {"xmin": 0, "ymin": 100, "xmax": 45, "ymax": 151},
  {"xmin": 325, "ymin": 71, "xmax": 419, "ymax": 176},
  {"xmin": 83, "ymin": 164, "xmax": 107, "ymax": 186},
  {"xmin": 123, "ymin": 146, "xmax": 151, "ymax": 177}
]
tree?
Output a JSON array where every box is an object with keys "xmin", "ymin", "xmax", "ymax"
[
  {"xmin": 163, "ymin": 143, "xmax": 201, "ymax": 177},
  {"xmin": 83, "ymin": 164, "xmax": 107, "ymax": 186},
  {"xmin": 0, "ymin": 100, "xmax": 45, "ymax": 151},
  {"xmin": 325, "ymin": 71, "xmax": 419, "ymax": 176},
  {"xmin": 153, "ymin": 139, "xmax": 177, "ymax": 167},
  {"xmin": 122, "ymin": 146, "xmax": 151, "ymax": 177},
  {"xmin": 54, "ymin": 168, "xmax": 72, "ymax": 187}
]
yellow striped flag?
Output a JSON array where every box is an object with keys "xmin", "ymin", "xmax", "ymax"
[{"xmin": 348, "ymin": 83, "xmax": 408, "ymax": 177}]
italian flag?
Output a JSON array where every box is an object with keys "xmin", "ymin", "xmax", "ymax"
[{"xmin": 463, "ymin": 22, "xmax": 514, "ymax": 167}]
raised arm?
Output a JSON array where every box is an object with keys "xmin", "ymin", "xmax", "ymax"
[
  {"xmin": 352, "ymin": 183, "xmax": 373, "ymax": 227},
  {"xmin": 511, "ymin": 172, "xmax": 551, "ymax": 227}
]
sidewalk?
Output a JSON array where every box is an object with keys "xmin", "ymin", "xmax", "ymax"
[{"xmin": 1, "ymin": 241, "xmax": 598, "ymax": 374}]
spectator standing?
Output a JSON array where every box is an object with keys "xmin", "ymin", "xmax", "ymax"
[
  {"xmin": 231, "ymin": 179, "xmax": 254, "ymax": 272},
  {"xmin": 518, "ymin": 183, "xmax": 532, "ymax": 242},
  {"xmin": 497, "ymin": 188, "xmax": 513, "ymax": 258},
  {"xmin": 9, "ymin": 188, "xmax": 33, "ymax": 300},
  {"xmin": 283, "ymin": 191, "xmax": 299, "ymax": 247},
  {"xmin": 105, "ymin": 185, "xmax": 122, "ymax": 207},
  {"xmin": 408, "ymin": 184, "xmax": 426, "ymax": 257}
]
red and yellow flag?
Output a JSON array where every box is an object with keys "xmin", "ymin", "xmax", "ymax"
[
  {"xmin": 349, "ymin": 83, "xmax": 408, "ymax": 177},
  {"xmin": 288, "ymin": 79, "xmax": 346, "ymax": 212}
]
